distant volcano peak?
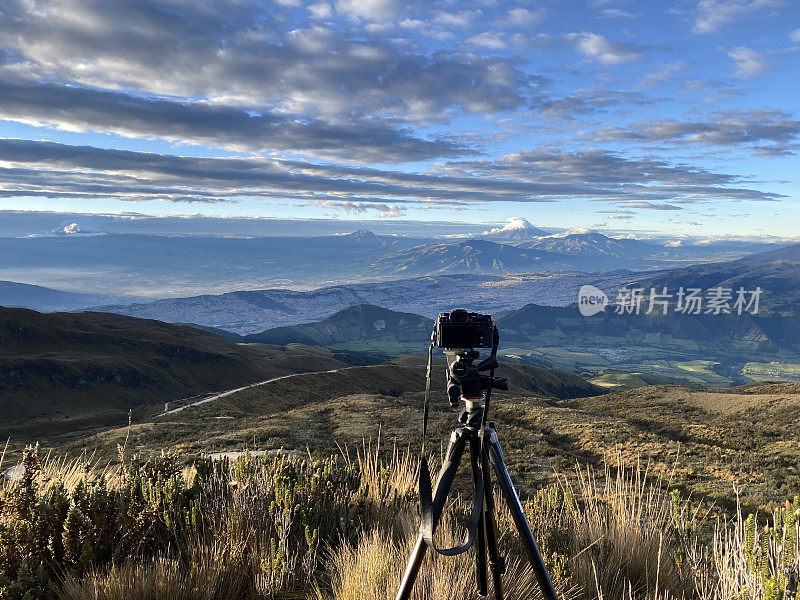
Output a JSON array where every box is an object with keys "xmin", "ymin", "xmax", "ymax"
[
  {"xmin": 343, "ymin": 229, "xmax": 383, "ymax": 243},
  {"xmin": 482, "ymin": 217, "xmax": 548, "ymax": 241}
]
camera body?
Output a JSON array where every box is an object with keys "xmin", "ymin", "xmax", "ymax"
[
  {"xmin": 432, "ymin": 309, "xmax": 506, "ymax": 407},
  {"xmin": 435, "ymin": 309, "xmax": 493, "ymax": 349}
]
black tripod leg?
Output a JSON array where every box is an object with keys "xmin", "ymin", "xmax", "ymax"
[
  {"xmin": 395, "ymin": 428, "xmax": 468, "ymax": 600},
  {"xmin": 485, "ymin": 427, "xmax": 559, "ymax": 600},
  {"xmin": 470, "ymin": 436, "xmax": 488, "ymax": 596},
  {"xmin": 481, "ymin": 447, "xmax": 505, "ymax": 600}
]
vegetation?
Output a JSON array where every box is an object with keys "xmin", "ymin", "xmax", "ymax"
[
  {"xmin": 3, "ymin": 442, "xmax": 800, "ymax": 600},
  {"xmin": 0, "ymin": 306, "xmax": 347, "ymax": 446}
]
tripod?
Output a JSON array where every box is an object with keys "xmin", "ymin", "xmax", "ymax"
[
  {"xmin": 395, "ymin": 397, "xmax": 559, "ymax": 600},
  {"xmin": 396, "ymin": 324, "xmax": 558, "ymax": 600}
]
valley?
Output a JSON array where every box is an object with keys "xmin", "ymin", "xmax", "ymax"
[
  {"xmin": 0, "ymin": 224, "xmax": 781, "ymax": 301},
  {"xmin": 2, "ymin": 238, "xmax": 799, "ymax": 506}
]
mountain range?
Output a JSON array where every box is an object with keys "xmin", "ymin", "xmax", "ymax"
[
  {"xmin": 86, "ymin": 242, "xmax": 800, "ymax": 335},
  {"xmin": 518, "ymin": 230, "xmax": 653, "ymax": 257},
  {"xmin": 0, "ymin": 228, "xmax": 782, "ymax": 299},
  {"xmin": 93, "ymin": 271, "xmax": 641, "ymax": 334},
  {"xmin": 223, "ymin": 244, "xmax": 800, "ymax": 386}
]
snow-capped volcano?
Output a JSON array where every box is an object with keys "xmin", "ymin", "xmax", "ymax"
[
  {"xmin": 521, "ymin": 229, "xmax": 654, "ymax": 257},
  {"xmin": 482, "ymin": 217, "xmax": 548, "ymax": 241}
]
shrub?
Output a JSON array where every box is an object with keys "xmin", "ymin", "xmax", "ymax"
[{"xmin": 2, "ymin": 443, "xmax": 800, "ymax": 600}]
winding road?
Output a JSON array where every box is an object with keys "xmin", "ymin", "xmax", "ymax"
[{"xmin": 158, "ymin": 367, "xmax": 351, "ymax": 416}]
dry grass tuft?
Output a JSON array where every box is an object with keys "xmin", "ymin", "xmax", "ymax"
[{"xmin": 3, "ymin": 443, "xmax": 800, "ymax": 600}]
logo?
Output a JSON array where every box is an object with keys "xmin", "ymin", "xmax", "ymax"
[{"xmin": 578, "ymin": 285, "xmax": 608, "ymax": 316}]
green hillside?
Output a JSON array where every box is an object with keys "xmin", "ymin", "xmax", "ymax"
[
  {"xmin": 0, "ymin": 307, "xmax": 347, "ymax": 445},
  {"xmin": 244, "ymin": 304, "xmax": 434, "ymax": 358}
]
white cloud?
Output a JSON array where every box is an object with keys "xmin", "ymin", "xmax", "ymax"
[
  {"xmin": 600, "ymin": 9, "xmax": 636, "ymax": 19},
  {"xmin": 625, "ymin": 202, "xmax": 683, "ymax": 210},
  {"xmin": 563, "ymin": 32, "xmax": 644, "ymax": 65},
  {"xmin": 334, "ymin": 0, "xmax": 398, "ymax": 21},
  {"xmin": 307, "ymin": 3, "xmax": 333, "ymax": 20},
  {"xmin": 791, "ymin": 28, "xmax": 800, "ymax": 43},
  {"xmin": 641, "ymin": 60, "xmax": 688, "ymax": 86},
  {"xmin": 552, "ymin": 226, "xmax": 596, "ymax": 237},
  {"xmin": 433, "ymin": 10, "xmax": 480, "ymax": 28},
  {"xmin": 728, "ymin": 46, "xmax": 772, "ymax": 78},
  {"xmin": 285, "ymin": 26, "xmax": 335, "ymax": 54},
  {"xmin": 57, "ymin": 219, "xmax": 106, "ymax": 236},
  {"xmin": 495, "ymin": 8, "xmax": 545, "ymax": 28},
  {"xmin": 466, "ymin": 32, "xmax": 507, "ymax": 49},
  {"xmin": 665, "ymin": 239, "xmax": 683, "ymax": 247},
  {"xmin": 307, "ymin": 200, "xmax": 405, "ymax": 217},
  {"xmin": 693, "ymin": 0, "xmax": 783, "ymax": 34}
]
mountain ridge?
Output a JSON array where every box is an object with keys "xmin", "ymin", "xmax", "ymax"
[{"xmin": 0, "ymin": 306, "xmax": 347, "ymax": 442}]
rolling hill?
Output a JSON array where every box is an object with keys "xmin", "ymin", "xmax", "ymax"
[
  {"xmin": 635, "ymin": 242, "xmax": 800, "ymax": 307},
  {"xmin": 0, "ymin": 307, "xmax": 346, "ymax": 443},
  {"xmin": 244, "ymin": 304, "xmax": 433, "ymax": 360},
  {"xmin": 52, "ymin": 355, "xmax": 800, "ymax": 508},
  {"xmin": 0, "ymin": 280, "xmax": 133, "ymax": 312}
]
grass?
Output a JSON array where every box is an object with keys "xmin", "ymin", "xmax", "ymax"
[
  {"xmin": 3, "ymin": 442, "xmax": 800, "ymax": 600},
  {"xmin": 11, "ymin": 376, "xmax": 798, "ymax": 513},
  {"xmin": 743, "ymin": 362, "xmax": 800, "ymax": 382}
]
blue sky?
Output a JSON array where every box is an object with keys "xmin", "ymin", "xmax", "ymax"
[{"xmin": 0, "ymin": 0, "xmax": 798, "ymax": 238}]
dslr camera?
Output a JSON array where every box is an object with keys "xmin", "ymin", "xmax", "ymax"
[
  {"xmin": 434, "ymin": 309, "xmax": 507, "ymax": 407},
  {"xmin": 435, "ymin": 309, "xmax": 493, "ymax": 349}
]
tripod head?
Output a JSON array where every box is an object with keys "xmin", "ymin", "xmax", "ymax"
[{"xmin": 444, "ymin": 348, "xmax": 508, "ymax": 408}]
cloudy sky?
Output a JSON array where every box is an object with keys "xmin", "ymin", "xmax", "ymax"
[{"xmin": 0, "ymin": 0, "xmax": 798, "ymax": 237}]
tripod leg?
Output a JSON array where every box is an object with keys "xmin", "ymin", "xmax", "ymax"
[
  {"xmin": 470, "ymin": 436, "xmax": 488, "ymax": 597},
  {"xmin": 481, "ymin": 447, "xmax": 505, "ymax": 600},
  {"xmin": 485, "ymin": 427, "xmax": 559, "ymax": 600},
  {"xmin": 395, "ymin": 428, "xmax": 468, "ymax": 600}
]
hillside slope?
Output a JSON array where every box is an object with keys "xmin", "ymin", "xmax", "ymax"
[
  {"xmin": 496, "ymin": 302, "xmax": 800, "ymax": 353},
  {"xmin": 635, "ymin": 243, "xmax": 800, "ymax": 307},
  {"xmin": 0, "ymin": 307, "xmax": 346, "ymax": 441},
  {"xmin": 245, "ymin": 304, "xmax": 433, "ymax": 347},
  {"xmin": 60, "ymin": 361, "xmax": 800, "ymax": 508}
]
